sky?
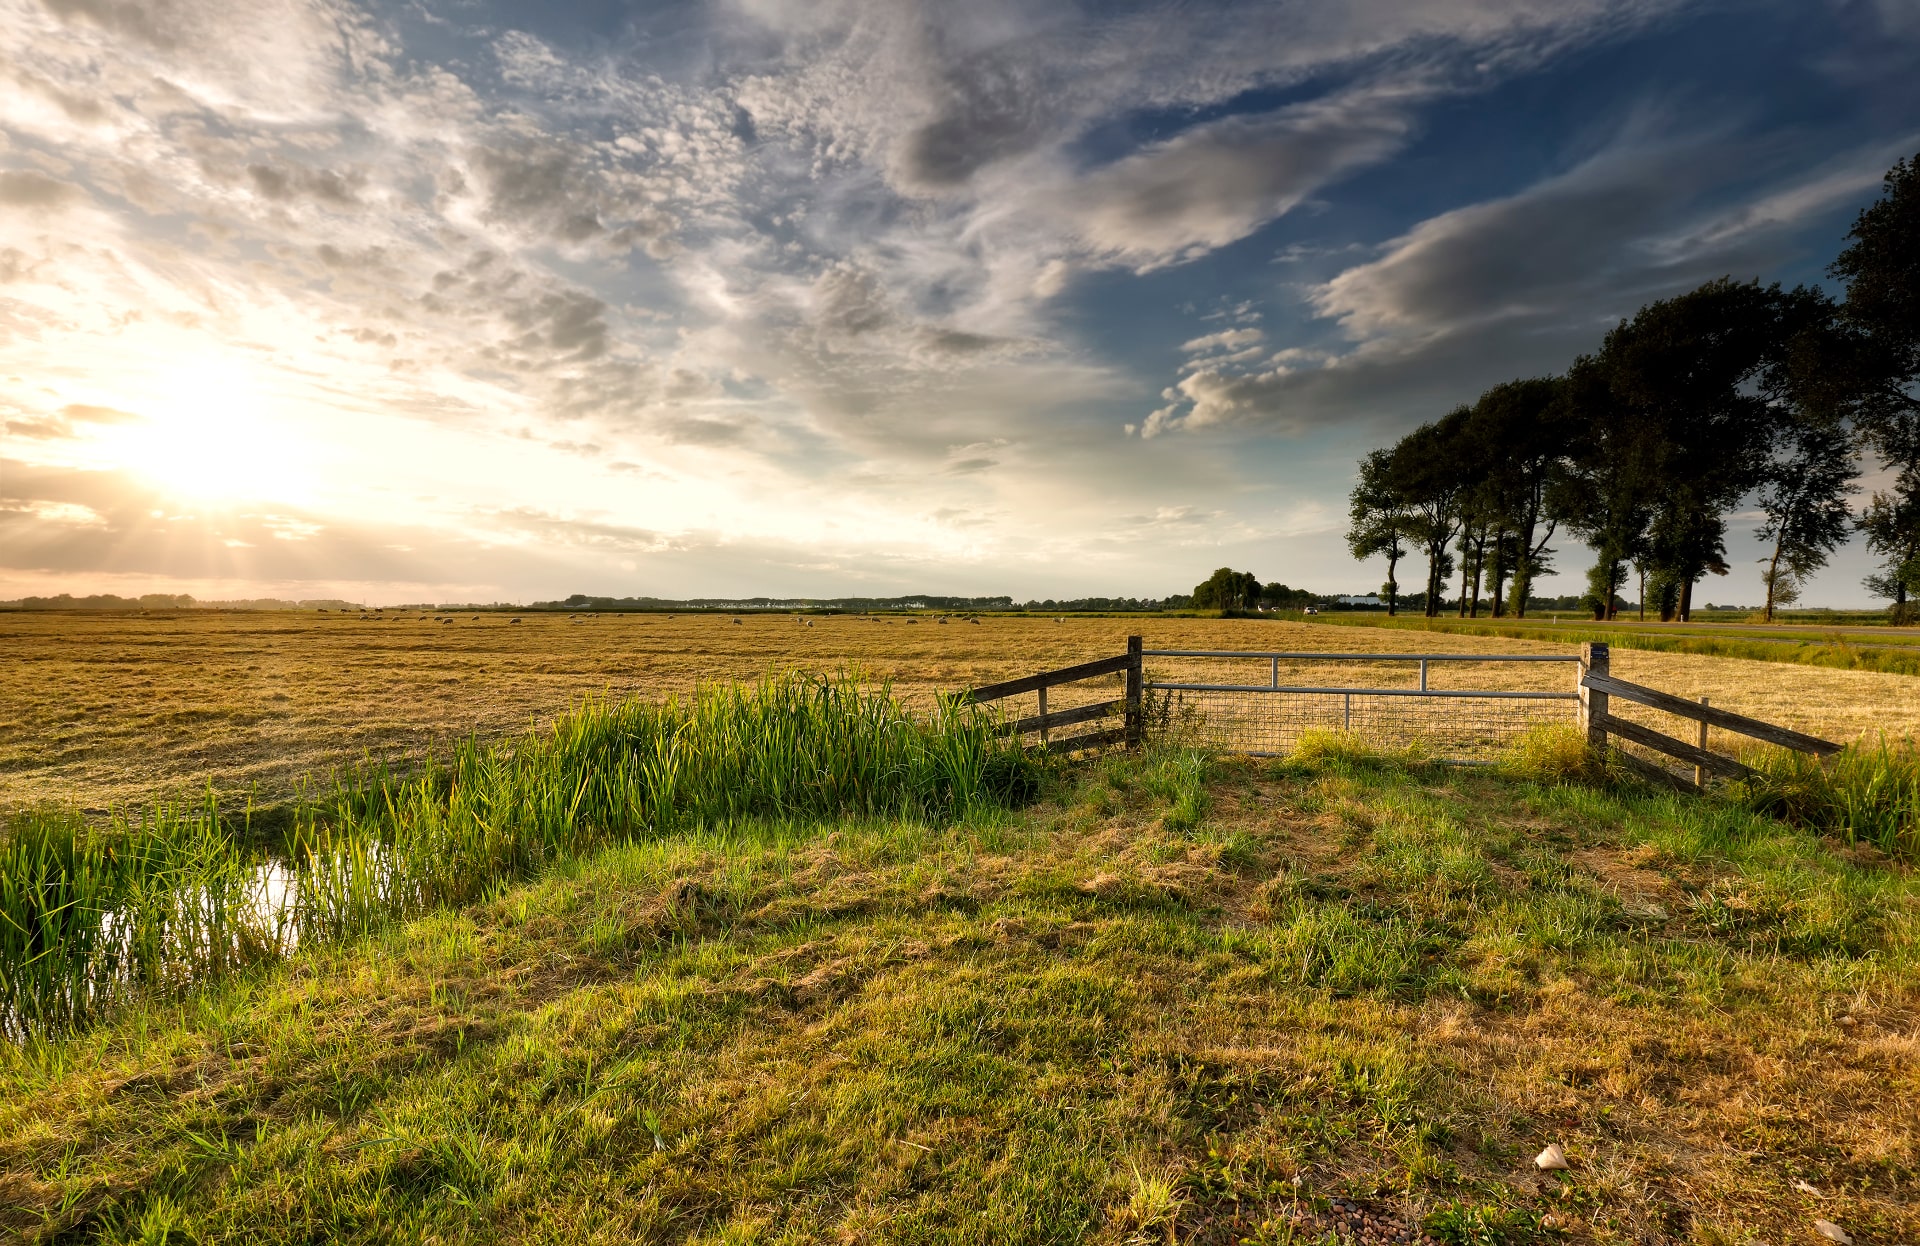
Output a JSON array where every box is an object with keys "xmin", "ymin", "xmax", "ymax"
[{"xmin": 2, "ymin": 0, "xmax": 1919, "ymax": 607}]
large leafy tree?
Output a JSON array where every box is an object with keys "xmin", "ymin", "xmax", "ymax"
[
  {"xmin": 1549, "ymin": 359, "xmax": 1659, "ymax": 620},
  {"xmin": 1465, "ymin": 377, "xmax": 1568, "ymax": 618},
  {"xmin": 1387, "ymin": 408, "xmax": 1475, "ymax": 616},
  {"xmin": 1557, "ymin": 279, "xmax": 1815, "ymax": 621},
  {"xmin": 1833, "ymin": 153, "xmax": 1920, "ymax": 620},
  {"xmin": 1833, "ymin": 153, "xmax": 1920, "ymax": 444},
  {"xmin": 1750, "ymin": 289, "xmax": 1859, "ymax": 621},
  {"xmin": 1346, "ymin": 448, "xmax": 1410, "ymax": 616},
  {"xmin": 1191, "ymin": 567, "xmax": 1263, "ymax": 610},
  {"xmin": 1754, "ymin": 416, "xmax": 1856, "ymax": 619},
  {"xmin": 1860, "ymin": 491, "xmax": 1920, "ymax": 623}
]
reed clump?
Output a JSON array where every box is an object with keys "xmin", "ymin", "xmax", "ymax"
[
  {"xmin": 1499, "ymin": 723, "xmax": 1605, "ymax": 785},
  {"xmin": 1, "ymin": 672, "xmax": 1036, "ymax": 1039},
  {"xmin": 1736, "ymin": 734, "xmax": 1920, "ymax": 860}
]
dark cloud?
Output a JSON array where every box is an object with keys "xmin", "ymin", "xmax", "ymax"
[
  {"xmin": 812, "ymin": 264, "xmax": 892, "ymax": 336},
  {"xmin": 661, "ymin": 417, "xmax": 752, "ymax": 447},
  {"xmin": 466, "ymin": 141, "xmax": 676, "ymax": 254},
  {"xmin": 0, "ymin": 168, "xmax": 84, "ymax": 210},
  {"xmin": 39, "ymin": 0, "xmax": 180, "ymax": 49},
  {"xmin": 898, "ymin": 51, "xmax": 1045, "ymax": 190},
  {"xmin": 247, "ymin": 161, "xmax": 365, "ymax": 207},
  {"xmin": 1146, "ymin": 140, "xmax": 1899, "ymax": 438},
  {"xmin": 3, "ymin": 403, "xmax": 142, "ymax": 441},
  {"xmin": 498, "ymin": 289, "xmax": 610, "ymax": 362},
  {"xmin": 916, "ymin": 327, "xmax": 1020, "ymax": 356}
]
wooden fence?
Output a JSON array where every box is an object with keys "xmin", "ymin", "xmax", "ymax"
[
  {"xmin": 955, "ymin": 636, "xmax": 1144, "ymax": 753},
  {"xmin": 958, "ymin": 637, "xmax": 1844, "ymax": 784},
  {"xmin": 1577, "ymin": 641, "xmax": 1841, "ymax": 789}
]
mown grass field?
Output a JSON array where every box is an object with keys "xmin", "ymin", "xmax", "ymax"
[
  {"xmin": 11, "ymin": 610, "xmax": 1920, "ymax": 816},
  {"xmin": 3, "ymin": 742, "xmax": 1915, "ymax": 1244}
]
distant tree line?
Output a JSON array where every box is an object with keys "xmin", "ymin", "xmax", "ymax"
[
  {"xmin": 4, "ymin": 593, "xmax": 360, "ymax": 611},
  {"xmin": 1347, "ymin": 153, "xmax": 1920, "ymax": 623}
]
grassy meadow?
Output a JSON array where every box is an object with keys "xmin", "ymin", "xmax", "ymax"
[
  {"xmin": 2, "ymin": 741, "xmax": 1916, "ymax": 1244},
  {"xmin": 4, "ymin": 610, "xmax": 1920, "ymax": 1243}
]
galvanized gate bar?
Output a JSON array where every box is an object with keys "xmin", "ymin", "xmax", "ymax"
[
  {"xmin": 1141, "ymin": 649, "xmax": 1581, "ymax": 662},
  {"xmin": 1144, "ymin": 682, "xmax": 1575, "ymax": 699}
]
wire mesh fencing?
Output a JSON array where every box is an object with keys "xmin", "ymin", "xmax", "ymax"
[{"xmin": 1141, "ymin": 649, "xmax": 1582, "ymax": 761}]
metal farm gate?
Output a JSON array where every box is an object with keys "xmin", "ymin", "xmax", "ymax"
[
  {"xmin": 958, "ymin": 638, "xmax": 1841, "ymax": 782},
  {"xmin": 1140, "ymin": 646, "xmax": 1581, "ymax": 761}
]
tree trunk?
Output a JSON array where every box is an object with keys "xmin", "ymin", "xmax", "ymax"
[
  {"xmin": 1764, "ymin": 534, "xmax": 1787, "ymax": 623},
  {"xmin": 1679, "ymin": 576, "xmax": 1693, "ymax": 624},
  {"xmin": 1386, "ymin": 550, "xmax": 1399, "ymax": 617},
  {"xmin": 1637, "ymin": 566, "xmax": 1646, "ymax": 622}
]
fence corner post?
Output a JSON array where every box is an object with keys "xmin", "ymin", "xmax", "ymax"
[
  {"xmin": 1579, "ymin": 641, "xmax": 1609, "ymax": 750},
  {"xmin": 1125, "ymin": 634, "xmax": 1144, "ymax": 749}
]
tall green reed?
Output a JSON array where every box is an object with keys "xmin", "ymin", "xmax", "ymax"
[
  {"xmin": 3, "ymin": 672, "xmax": 1036, "ymax": 1039},
  {"xmin": 0, "ymin": 798, "xmax": 287, "ymax": 1038},
  {"xmin": 1738, "ymin": 735, "xmax": 1920, "ymax": 859}
]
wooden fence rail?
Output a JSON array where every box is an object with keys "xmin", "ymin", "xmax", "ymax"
[
  {"xmin": 1577, "ymin": 642, "xmax": 1841, "ymax": 790},
  {"xmin": 958, "ymin": 636, "xmax": 1143, "ymax": 753}
]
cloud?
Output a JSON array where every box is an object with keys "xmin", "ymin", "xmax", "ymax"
[
  {"xmin": 0, "ymin": 168, "xmax": 83, "ymax": 210},
  {"xmin": 1142, "ymin": 133, "xmax": 1912, "ymax": 439},
  {"xmin": 1181, "ymin": 328, "xmax": 1265, "ymax": 354},
  {"xmin": 247, "ymin": 162, "xmax": 364, "ymax": 207},
  {"xmin": 1065, "ymin": 95, "xmax": 1414, "ymax": 269}
]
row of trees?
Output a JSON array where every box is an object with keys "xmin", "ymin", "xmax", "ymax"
[{"xmin": 1347, "ymin": 153, "xmax": 1920, "ymax": 622}]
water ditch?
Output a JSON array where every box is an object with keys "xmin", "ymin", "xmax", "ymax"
[{"xmin": 2, "ymin": 674, "xmax": 1038, "ymax": 1041}]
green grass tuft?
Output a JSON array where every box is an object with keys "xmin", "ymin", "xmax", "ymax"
[
  {"xmin": 1497, "ymin": 724, "xmax": 1604, "ymax": 785},
  {"xmin": 1737, "ymin": 734, "xmax": 1920, "ymax": 859}
]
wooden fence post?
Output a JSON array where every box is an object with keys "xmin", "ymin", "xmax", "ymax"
[
  {"xmin": 1580, "ymin": 642, "xmax": 1609, "ymax": 751},
  {"xmin": 1125, "ymin": 635, "xmax": 1143, "ymax": 748},
  {"xmin": 1694, "ymin": 697, "xmax": 1709, "ymax": 789}
]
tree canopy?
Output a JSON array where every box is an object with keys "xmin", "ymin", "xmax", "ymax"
[{"xmin": 1343, "ymin": 151, "xmax": 1917, "ymax": 622}]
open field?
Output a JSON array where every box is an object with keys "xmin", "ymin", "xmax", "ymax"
[
  {"xmin": 11, "ymin": 610, "xmax": 1920, "ymax": 814},
  {"xmin": 1301, "ymin": 612, "xmax": 1920, "ymax": 677},
  {"xmin": 3, "ymin": 745, "xmax": 1915, "ymax": 1244}
]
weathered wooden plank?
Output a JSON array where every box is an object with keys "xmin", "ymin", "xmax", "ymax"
[
  {"xmin": 1581, "ymin": 672, "xmax": 1841, "ymax": 756},
  {"xmin": 1609, "ymin": 744, "xmax": 1696, "ymax": 791},
  {"xmin": 1041, "ymin": 726, "xmax": 1129, "ymax": 755},
  {"xmin": 961, "ymin": 653, "xmax": 1133, "ymax": 704},
  {"xmin": 1125, "ymin": 634, "xmax": 1144, "ymax": 748},
  {"xmin": 1000, "ymin": 698, "xmax": 1122, "ymax": 737},
  {"xmin": 1597, "ymin": 712, "xmax": 1755, "ymax": 780},
  {"xmin": 1580, "ymin": 642, "xmax": 1608, "ymax": 751}
]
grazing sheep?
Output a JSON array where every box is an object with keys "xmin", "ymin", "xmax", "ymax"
[{"xmin": 510, "ymin": 618, "xmax": 522, "ymax": 624}]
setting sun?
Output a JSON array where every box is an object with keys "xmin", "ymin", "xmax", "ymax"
[{"xmin": 109, "ymin": 360, "xmax": 321, "ymax": 508}]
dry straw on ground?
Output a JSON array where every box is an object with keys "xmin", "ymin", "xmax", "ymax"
[{"xmin": 7, "ymin": 610, "xmax": 1920, "ymax": 812}]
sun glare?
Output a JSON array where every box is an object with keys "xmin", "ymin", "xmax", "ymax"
[{"xmin": 111, "ymin": 360, "xmax": 321, "ymax": 507}]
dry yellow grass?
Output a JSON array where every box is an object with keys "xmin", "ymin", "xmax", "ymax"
[{"xmin": 7, "ymin": 609, "xmax": 1920, "ymax": 813}]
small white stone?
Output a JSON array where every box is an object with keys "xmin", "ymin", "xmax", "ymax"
[
  {"xmin": 1794, "ymin": 1179, "xmax": 1821, "ymax": 1196},
  {"xmin": 1813, "ymin": 1220, "xmax": 1852, "ymax": 1244},
  {"xmin": 1535, "ymin": 1143, "xmax": 1569, "ymax": 1170}
]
